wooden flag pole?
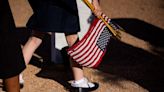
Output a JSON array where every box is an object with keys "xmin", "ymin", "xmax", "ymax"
[{"xmin": 82, "ymin": 0, "xmax": 121, "ymax": 39}]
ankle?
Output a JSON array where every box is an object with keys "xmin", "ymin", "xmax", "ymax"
[{"xmin": 19, "ymin": 74, "xmax": 24, "ymax": 84}]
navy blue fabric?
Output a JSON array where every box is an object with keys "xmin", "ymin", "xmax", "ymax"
[
  {"xmin": 0, "ymin": 0, "xmax": 26, "ymax": 79},
  {"xmin": 0, "ymin": 0, "xmax": 16, "ymax": 32},
  {"xmin": 0, "ymin": 33, "xmax": 26, "ymax": 79},
  {"xmin": 27, "ymin": 0, "xmax": 80, "ymax": 33}
]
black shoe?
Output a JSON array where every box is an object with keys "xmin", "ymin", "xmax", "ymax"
[
  {"xmin": 20, "ymin": 83, "xmax": 24, "ymax": 89},
  {"xmin": 71, "ymin": 82, "xmax": 99, "ymax": 92}
]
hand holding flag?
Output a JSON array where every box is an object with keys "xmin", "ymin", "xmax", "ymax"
[{"xmin": 82, "ymin": 0, "xmax": 122, "ymax": 39}]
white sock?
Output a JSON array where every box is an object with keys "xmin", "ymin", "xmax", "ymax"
[
  {"xmin": 71, "ymin": 77, "xmax": 95, "ymax": 88},
  {"xmin": 19, "ymin": 74, "xmax": 24, "ymax": 84},
  {"xmin": 73, "ymin": 78, "xmax": 85, "ymax": 84}
]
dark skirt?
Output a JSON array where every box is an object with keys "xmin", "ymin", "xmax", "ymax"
[
  {"xmin": 0, "ymin": 0, "xmax": 26, "ymax": 79},
  {"xmin": 27, "ymin": 0, "xmax": 80, "ymax": 33},
  {"xmin": 0, "ymin": 33, "xmax": 26, "ymax": 79}
]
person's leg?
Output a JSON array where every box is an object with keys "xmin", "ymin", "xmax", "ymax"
[
  {"xmin": 65, "ymin": 34, "xmax": 84, "ymax": 80},
  {"xmin": 65, "ymin": 34, "xmax": 99, "ymax": 91},
  {"xmin": 18, "ymin": 36, "xmax": 42, "ymax": 86},
  {"xmin": 22, "ymin": 30, "xmax": 46, "ymax": 65},
  {"xmin": 22, "ymin": 36, "xmax": 42, "ymax": 65},
  {"xmin": 3, "ymin": 75, "xmax": 20, "ymax": 92},
  {"xmin": 19, "ymin": 30, "xmax": 44, "ymax": 86}
]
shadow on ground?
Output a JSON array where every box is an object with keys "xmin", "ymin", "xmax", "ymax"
[
  {"xmin": 35, "ymin": 47, "xmax": 74, "ymax": 91},
  {"xmin": 97, "ymin": 18, "xmax": 164, "ymax": 92},
  {"xmin": 16, "ymin": 18, "xmax": 164, "ymax": 92},
  {"xmin": 16, "ymin": 28, "xmax": 74, "ymax": 91},
  {"xmin": 114, "ymin": 18, "xmax": 164, "ymax": 55}
]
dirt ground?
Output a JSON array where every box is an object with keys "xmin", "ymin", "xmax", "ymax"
[{"xmin": 0, "ymin": 0, "xmax": 164, "ymax": 92}]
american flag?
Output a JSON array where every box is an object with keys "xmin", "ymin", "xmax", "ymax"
[{"xmin": 67, "ymin": 14, "xmax": 121, "ymax": 68}]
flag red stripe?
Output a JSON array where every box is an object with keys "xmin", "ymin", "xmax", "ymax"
[
  {"xmin": 72, "ymin": 23, "xmax": 106, "ymax": 60},
  {"xmin": 74, "ymin": 24, "xmax": 107, "ymax": 63},
  {"xmin": 77, "ymin": 46, "xmax": 99, "ymax": 64},
  {"xmin": 74, "ymin": 44, "xmax": 97, "ymax": 62},
  {"xmin": 70, "ymin": 21, "xmax": 105, "ymax": 58},
  {"xmin": 71, "ymin": 22, "xmax": 102, "ymax": 58},
  {"xmin": 68, "ymin": 20, "xmax": 103, "ymax": 56},
  {"xmin": 79, "ymin": 46, "xmax": 101, "ymax": 65},
  {"xmin": 92, "ymin": 49, "xmax": 107, "ymax": 68},
  {"xmin": 82, "ymin": 48, "xmax": 103, "ymax": 66},
  {"xmin": 67, "ymin": 19, "xmax": 100, "ymax": 53}
]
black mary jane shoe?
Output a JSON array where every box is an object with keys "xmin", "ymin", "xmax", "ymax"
[{"xmin": 71, "ymin": 82, "xmax": 99, "ymax": 92}]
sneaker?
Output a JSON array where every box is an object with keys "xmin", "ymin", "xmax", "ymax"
[{"xmin": 71, "ymin": 78, "xmax": 99, "ymax": 92}]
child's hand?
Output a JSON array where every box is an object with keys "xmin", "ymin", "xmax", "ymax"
[{"xmin": 92, "ymin": 0, "xmax": 102, "ymax": 17}]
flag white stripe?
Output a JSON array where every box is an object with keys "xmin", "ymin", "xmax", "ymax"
[
  {"xmin": 80, "ymin": 47, "xmax": 101, "ymax": 65},
  {"xmin": 75, "ymin": 43, "xmax": 97, "ymax": 62},
  {"xmin": 75, "ymin": 45, "xmax": 98, "ymax": 63},
  {"xmin": 88, "ymin": 51, "xmax": 103, "ymax": 67},
  {"xmin": 82, "ymin": 48, "xmax": 103, "ymax": 66},
  {"xmin": 68, "ymin": 20, "xmax": 102, "ymax": 55},
  {"xmin": 79, "ymin": 47, "xmax": 101, "ymax": 65},
  {"xmin": 73, "ymin": 24, "xmax": 106, "ymax": 60},
  {"xmin": 70, "ymin": 21, "xmax": 104, "ymax": 57},
  {"xmin": 75, "ymin": 25, "xmax": 106, "ymax": 62},
  {"xmin": 71, "ymin": 25, "xmax": 102, "ymax": 58},
  {"xmin": 70, "ymin": 20, "xmax": 103, "ymax": 52}
]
